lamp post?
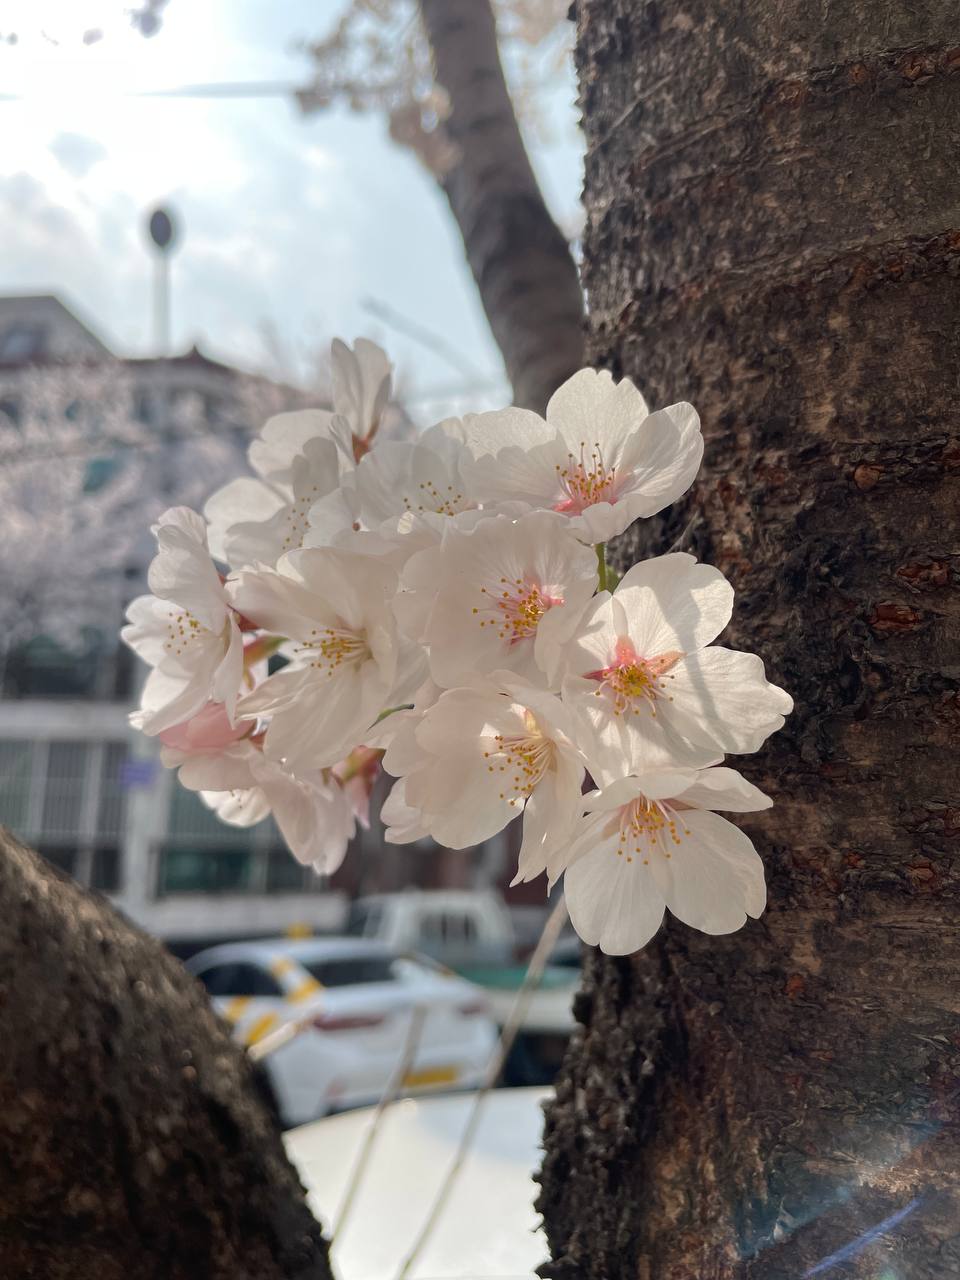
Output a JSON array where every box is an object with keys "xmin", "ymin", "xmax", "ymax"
[{"xmin": 146, "ymin": 205, "xmax": 179, "ymax": 357}]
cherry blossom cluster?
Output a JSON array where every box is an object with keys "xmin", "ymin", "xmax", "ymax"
[{"xmin": 122, "ymin": 339, "xmax": 792, "ymax": 954}]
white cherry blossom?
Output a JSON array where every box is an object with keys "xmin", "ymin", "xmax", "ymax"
[
  {"xmin": 400, "ymin": 510, "xmax": 598, "ymax": 689},
  {"xmin": 120, "ymin": 339, "xmax": 794, "ymax": 953},
  {"xmin": 380, "ymin": 778, "xmax": 431, "ymax": 844},
  {"xmin": 350, "ymin": 421, "xmax": 476, "ymax": 529},
  {"xmin": 328, "ymin": 336, "xmax": 392, "ymax": 461},
  {"xmin": 387, "ymin": 676, "xmax": 588, "ymax": 885},
  {"xmin": 560, "ymin": 553, "xmax": 792, "ymax": 778},
  {"xmin": 206, "ymin": 338, "xmax": 393, "ymax": 565},
  {"xmin": 562, "ymin": 767, "xmax": 771, "ymax": 954},
  {"xmin": 229, "ymin": 547, "xmax": 408, "ymax": 769},
  {"xmin": 206, "ymin": 435, "xmax": 352, "ymax": 570},
  {"xmin": 462, "ymin": 367, "xmax": 703, "ymax": 543},
  {"xmin": 122, "ymin": 507, "xmax": 243, "ymax": 735},
  {"xmin": 248, "ymin": 408, "xmax": 344, "ymax": 486},
  {"xmin": 161, "ymin": 721, "xmax": 355, "ymax": 874}
]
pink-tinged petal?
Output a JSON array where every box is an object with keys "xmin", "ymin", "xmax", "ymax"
[
  {"xmin": 513, "ymin": 749, "xmax": 585, "ymax": 886},
  {"xmin": 426, "ymin": 578, "xmax": 545, "ymax": 689},
  {"xmin": 615, "ymin": 402, "xmax": 703, "ymax": 511},
  {"xmin": 147, "ymin": 508, "xmax": 227, "ymax": 632},
  {"xmin": 132, "ymin": 663, "xmax": 211, "ymax": 736},
  {"xmin": 564, "ymin": 834, "xmax": 667, "ymax": 955},
  {"xmin": 546, "ymin": 367, "xmax": 649, "ymax": 466},
  {"xmin": 654, "ymin": 809, "xmax": 766, "ymax": 935},
  {"xmin": 211, "ymin": 619, "xmax": 244, "ymax": 724},
  {"xmin": 174, "ymin": 744, "xmax": 259, "ymax": 792},
  {"xmin": 461, "ymin": 406, "xmax": 555, "ymax": 457},
  {"xmin": 204, "ymin": 477, "xmax": 288, "ymax": 564},
  {"xmin": 407, "ymin": 748, "xmax": 521, "ymax": 849},
  {"xmin": 561, "ymin": 673, "xmax": 716, "ymax": 784},
  {"xmin": 566, "ymin": 501, "xmax": 633, "ymax": 544},
  {"xmin": 381, "ymin": 778, "xmax": 431, "ymax": 844},
  {"xmin": 261, "ymin": 665, "xmax": 387, "ymax": 771},
  {"xmin": 228, "ymin": 565, "xmax": 332, "ymax": 638},
  {"xmin": 614, "ymin": 554, "xmax": 734, "ymax": 656},
  {"xmin": 249, "ymin": 409, "xmax": 336, "ymax": 482},
  {"xmin": 253, "ymin": 760, "xmax": 354, "ymax": 873},
  {"xmin": 151, "ymin": 505, "xmax": 209, "ymax": 546},
  {"xmin": 332, "ymin": 337, "xmax": 391, "ymax": 441},
  {"xmin": 203, "ymin": 787, "xmax": 272, "ymax": 828},
  {"xmin": 414, "ymin": 686, "xmax": 523, "ymax": 757},
  {"xmin": 159, "ymin": 701, "xmax": 248, "ymax": 753},
  {"xmin": 421, "ymin": 511, "xmax": 597, "ymax": 690},
  {"xmin": 663, "ymin": 647, "xmax": 793, "ymax": 755},
  {"xmin": 677, "ymin": 767, "xmax": 773, "ymax": 813},
  {"xmin": 464, "ymin": 438, "xmax": 566, "ymax": 510},
  {"xmin": 122, "ymin": 595, "xmax": 176, "ymax": 667}
]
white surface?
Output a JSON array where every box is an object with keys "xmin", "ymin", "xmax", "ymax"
[{"xmin": 286, "ymin": 1087, "xmax": 550, "ymax": 1280}]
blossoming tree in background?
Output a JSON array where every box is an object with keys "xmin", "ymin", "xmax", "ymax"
[
  {"xmin": 0, "ymin": 359, "xmax": 304, "ymax": 689},
  {"xmin": 122, "ymin": 337, "xmax": 792, "ymax": 955}
]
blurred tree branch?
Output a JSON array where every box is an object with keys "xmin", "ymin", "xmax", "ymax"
[{"xmin": 298, "ymin": 0, "xmax": 584, "ymax": 411}]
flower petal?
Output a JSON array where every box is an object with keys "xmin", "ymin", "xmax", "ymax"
[
  {"xmin": 654, "ymin": 809, "xmax": 766, "ymax": 934},
  {"xmin": 564, "ymin": 830, "xmax": 667, "ymax": 955}
]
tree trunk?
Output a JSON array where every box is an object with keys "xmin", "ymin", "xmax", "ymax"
[
  {"xmin": 0, "ymin": 830, "xmax": 334, "ymax": 1280},
  {"xmin": 419, "ymin": 0, "xmax": 585, "ymax": 412},
  {"xmin": 538, "ymin": 2, "xmax": 960, "ymax": 1277}
]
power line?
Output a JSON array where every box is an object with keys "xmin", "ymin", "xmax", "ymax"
[{"xmin": 0, "ymin": 79, "xmax": 308, "ymax": 103}]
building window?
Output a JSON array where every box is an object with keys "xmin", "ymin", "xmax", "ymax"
[
  {"xmin": 265, "ymin": 845, "xmax": 311, "ymax": 892},
  {"xmin": 37, "ymin": 845, "xmax": 77, "ymax": 877},
  {"xmin": 0, "ymin": 740, "xmax": 33, "ymax": 830},
  {"xmin": 0, "ymin": 738, "xmax": 129, "ymax": 893},
  {"xmin": 0, "ymin": 396, "xmax": 21, "ymax": 426},
  {"xmin": 91, "ymin": 846, "xmax": 121, "ymax": 893},
  {"xmin": 41, "ymin": 741, "xmax": 88, "ymax": 838},
  {"xmin": 0, "ymin": 325, "xmax": 45, "ymax": 363},
  {"xmin": 157, "ymin": 845, "xmax": 255, "ymax": 896}
]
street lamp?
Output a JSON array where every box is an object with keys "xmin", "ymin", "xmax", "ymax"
[{"xmin": 146, "ymin": 205, "xmax": 180, "ymax": 357}]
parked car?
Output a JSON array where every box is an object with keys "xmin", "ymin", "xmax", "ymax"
[
  {"xmin": 345, "ymin": 891, "xmax": 581, "ymax": 1086},
  {"xmin": 187, "ymin": 937, "xmax": 498, "ymax": 1128}
]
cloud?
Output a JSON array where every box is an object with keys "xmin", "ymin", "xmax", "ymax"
[{"xmin": 49, "ymin": 131, "xmax": 107, "ymax": 178}]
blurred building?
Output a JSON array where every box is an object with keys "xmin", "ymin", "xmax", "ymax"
[{"xmin": 0, "ymin": 293, "xmax": 514, "ymax": 951}]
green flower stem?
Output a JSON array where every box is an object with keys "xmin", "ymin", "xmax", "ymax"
[{"xmin": 596, "ymin": 543, "xmax": 608, "ymax": 593}]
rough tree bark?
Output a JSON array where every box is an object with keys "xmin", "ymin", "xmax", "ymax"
[
  {"xmin": 419, "ymin": 0, "xmax": 585, "ymax": 412},
  {"xmin": 539, "ymin": 2, "xmax": 960, "ymax": 1277},
  {"xmin": 0, "ymin": 830, "xmax": 334, "ymax": 1280}
]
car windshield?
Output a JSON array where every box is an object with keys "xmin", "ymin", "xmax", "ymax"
[
  {"xmin": 344, "ymin": 903, "xmax": 383, "ymax": 937},
  {"xmin": 301, "ymin": 954, "xmax": 397, "ymax": 987}
]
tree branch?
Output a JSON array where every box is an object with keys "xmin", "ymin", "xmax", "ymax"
[
  {"xmin": 419, "ymin": 0, "xmax": 584, "ymax": 412},
  {"xmin": 0, "ymin": 829, "xmax": 333, "ymax": 1280}
]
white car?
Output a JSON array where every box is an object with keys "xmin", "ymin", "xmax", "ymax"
[{"xmin": 187, "ymin": 937, "xmax": 499, "ymax": 1128}]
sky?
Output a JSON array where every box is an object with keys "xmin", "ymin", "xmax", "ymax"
[{"xmin": 0, "ymin": 0, "xmax": 583, "ymax": 422}]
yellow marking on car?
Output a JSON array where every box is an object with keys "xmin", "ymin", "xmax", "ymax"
[
  {"xmin": 269, "ymin": 956, "xmax": 295, "ymax": 978},
  {"xmin": 287, "ymin": 976, "xmax": 323, "ymax": 1003},
  {"xmin": 223, "ymin": 996, "xmax": 252, "ymax": 1023},
  {"xmin": 403, "ymin": 1065, "xmax": 459, "ymax": 1088},
  {"xmin": 243, "ymin": 1012, "xmax": 280, "ymax": 1046}
]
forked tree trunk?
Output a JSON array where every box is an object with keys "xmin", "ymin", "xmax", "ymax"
[
  {"xmin": 538, "ymin": 2, "xmax": 960, "ymax": 1276},
  {"xmin": 419, "ymin": 0, "xmax": 585, "ymax": 412},
  {"xmin": 0, "ymin": 831, "xmax": 333, "ymax": 1280}
]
